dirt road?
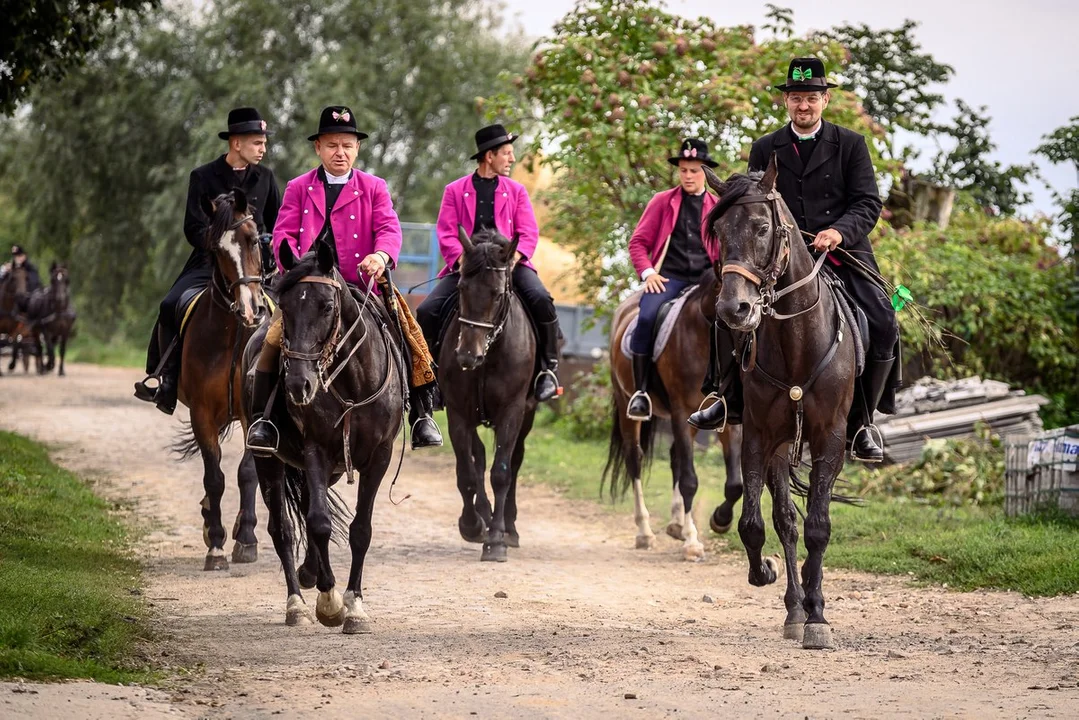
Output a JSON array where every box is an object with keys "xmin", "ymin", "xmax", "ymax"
[{"xmin": 2, "ymin": 364, "xmax": 1077, "ymax": 718}]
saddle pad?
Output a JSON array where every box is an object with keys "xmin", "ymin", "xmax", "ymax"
[
  {"xmin": 620, "ymin": 290, "xmax": 693, "ymax": 362},
  {"xmin": 823, "ymin": 272, "xmax": 866, "ymax": 378}
]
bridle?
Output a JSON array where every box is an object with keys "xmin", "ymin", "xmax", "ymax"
[
  {"xmin": 457, "ymin": 261, "xmax": 513, "ymax": 356},
  {"xmin": 208, "ymin": 213, "xmax": 265, "ymax": 321}
]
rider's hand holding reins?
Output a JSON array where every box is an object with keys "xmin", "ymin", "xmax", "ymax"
[
  {"xmin": 811, "ymin": 228, "xmax": 843, "ymax": 252},
  {"xmin": 359, "ymin": 252, "xmax": 388, "ymax": 279},
  {"xmin": 643, "ymin": 271, "xmax": 669, "ymax": 294}
]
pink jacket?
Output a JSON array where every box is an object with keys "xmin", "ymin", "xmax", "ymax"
[
  {"xmin": 272, "ymin": 167, "xmax": 402, "ymax": 285},
  {"xmin": 435, "ymin": 174, "xmax": 540, "ymax": 277},
  {"xmin": 628, "ymin": 187, "xmax": 720, "ymax": 278}
]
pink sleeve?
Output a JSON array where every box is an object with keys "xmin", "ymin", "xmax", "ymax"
[
  {"xmin": 272, "ymin": 179, "xmax": 302, "ymax": 271},
  {"xmin": 370, "ymin": 178, "xmax": 402, "ymax": 264},
  {"xmin": 513, "ymin": 187, "xmax": 540, "ymax": 259},
  {"xmin": 435, "ymin": 184, "xmax": 463, "ymax": 271},
  {"xmin": 628, "ymin": 195, "xmax": 662, "ymax": 278}
]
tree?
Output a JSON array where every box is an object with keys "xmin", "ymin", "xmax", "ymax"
[
  {"xmin": 1034, "ymin": 116, "xmax": 1079, "ymax": 319},
  {"xmin": 1, "ymin": 0, "xmax": 158, "ymax": 114}
]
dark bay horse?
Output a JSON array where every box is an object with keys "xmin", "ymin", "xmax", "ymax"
[
  {"xmin": 241, "ymin": 240, "xmax": 405, "ymax": 632},
  {"xmin": 703, "ymin": 159, "xmax": 857, "ymax": 650},
  {"xmin": 441, "ymin": 227, "xmax": 537, "ymax": 563},
  {"xmin": 26, "ymin": 262, "xmax": 76, "ymax": 375},
  {"xmin": 0, "ymin": 265, "xmax": 33, "ymax": 375},
  {"xmin": 173, "ymin": 189, "xmax": 269, "ymax": 571},
  {"xmin": 605, "ymin": 272, "xmax": 743, "ymax": 561}
]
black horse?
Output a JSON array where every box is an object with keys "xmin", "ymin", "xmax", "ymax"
[
  {"xmin": 241, "ymin": 240, "xmax": 406, "ymax": 632},
  {"xmin": 25, "ymin": 262, "xmax": 76, "ymax": 375},
  {"xmin": 703, "ymin": 159, "xmax": 858, "ymax": 650},
  {"xmin": 440, "ymin": 227, "xmax": 538, "ymax": 563}
]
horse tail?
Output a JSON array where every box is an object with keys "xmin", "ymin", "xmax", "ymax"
[
  {"xmin": 170, "ymin": 420, "xmax": 234, "ymax": 461},
  {"xmin": 787, "ymin": 465, "xmax": 863, "ymax": 506},
  {"xmin": 601, "ymin": 397, "xmax": 656, "ymax": 501},
  {"xmin": 280, "ymin": 465, "xmax": 352, "ymax": 552}
]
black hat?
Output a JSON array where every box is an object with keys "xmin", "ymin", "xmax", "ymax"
[
  {"xmin": 218, "ymin": 107, "xmax": 272, "ymax": 140},
  {"xmin": 307, "ymin": 106, "xmax": 369, "ymax": 142},
  {"xmin": 775, "ymin": 57, "xmax": 838, "ymax": 92},
  {"xmin": 470, "ymin": 124, "xmax": 518, "ymax": 161},
  {"xmin": 11, "ymin": 245, "xmax": 25, "ymax": 256},
  {"xmin": 667, "ymin": 138, "xmax": 719, "ymax": 168}
]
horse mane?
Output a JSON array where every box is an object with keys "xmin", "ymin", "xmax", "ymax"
[
  {"xmin": 275, "ymin": 252, "xmax": 325, "ymax": 295},
  {"xmin": 204, "ymin": 193, "xmax": 238, "ymax": 250},
  {"xmin": 704, "ymin": 170, "xmax": 765, "ymax": 242},
  {"xmin": 460, "ymin": 228, "xmax": 511, "ymax": 278}
]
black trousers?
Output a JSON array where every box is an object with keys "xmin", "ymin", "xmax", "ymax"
[
  {"xmin": 831, "ymin": 261, "xmax": 898, "ymax": 361},
  {"xmin": 145, "ymin": 264, "xmax": 212, "ymax": 374},
  {"xmin": 416, "ymin": 265, "xmax": 556, "ymax": 352}
]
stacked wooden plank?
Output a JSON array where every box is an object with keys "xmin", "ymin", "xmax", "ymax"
[{"xmin": 877, "ymin": 377, "xmax": 1048, "ymax": 464}]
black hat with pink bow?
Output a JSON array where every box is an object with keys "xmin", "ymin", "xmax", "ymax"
[
  {"xmin": 218, "ymin": 107, "xmax": 272, "ymax": 140},
  {"xmin": 307, "ymin": 105, "xmax": 369, "ymax": 141},
  {"xmin": 668, "ymin": 138, "xmax": 719, "ymax": 168}
]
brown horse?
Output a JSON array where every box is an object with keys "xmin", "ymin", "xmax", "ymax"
[
  {"xmin": 604, "ymin": 271, "xmax": 743, "ymax": 561},
  {"xmin": 172, "ymin": 189, "xmax": 269, "ymax": 571},
  {"xmin": 703, "ymin": 160, "xmax": 858, "ymax": 650},
  {"xmin": 0, "ymin": 265, "xmax": 31, "ymax": 375}
]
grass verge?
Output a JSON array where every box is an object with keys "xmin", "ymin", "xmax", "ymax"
[
  {"xmin": 435, "ymin": 410, "xmax": 1079, "ymax": 597},
  {"xmin": 0, "ymin": 431, "xmax": 153, "ymax": 682},
  {"xmin": 63, "ymin": 334, "xmax": 145, "ymax": 369}
]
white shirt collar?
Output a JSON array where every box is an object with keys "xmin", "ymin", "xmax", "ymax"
[
  {"xmin": 324, "ymin": 168, "xmax": 351, "ymax": 185},
  {"xmin": 792, "ymin": 120, "xmax": 822, "ymax": 140}
]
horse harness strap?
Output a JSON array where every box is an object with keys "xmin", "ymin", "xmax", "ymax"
[{"xmin": 458, "ymin": 264, "xmax": 513, "ymax": 428}]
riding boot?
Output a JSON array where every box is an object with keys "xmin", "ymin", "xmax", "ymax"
[
  {"xmin": 626, "ymin": 352, "xmax": 653, "ymax": 421},
  {"xmin": 534, "ymin": 319, "xmax": 562, "ymax": 402},
  {"xmin": 848, "ymin": 356, "xmax": 895, "ymax": 463},
  {"xmin": 153, "ymin": 346, "xmax": 181, "ymax": 416},
  {"xmin": 409, "ymin": 383, "xmax": 444, "ymax": 450},
  {"xmin": 688, "ymin": 324, "xmax": 743, "ymax": 430},
  {"xmin": 246, "ymin": 369, "xmax": 280, "ymax": 457}
]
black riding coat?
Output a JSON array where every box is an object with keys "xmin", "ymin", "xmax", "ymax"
[
  {"xmin": 748, "ymin": 120, "xmax": 883, "ymax": 272},
  {"xmin": 180, "ymin": 155, "xmax": 282, "ymax": 275}
]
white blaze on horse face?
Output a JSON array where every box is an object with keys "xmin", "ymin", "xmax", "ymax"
[{"xmin": 221, "ymin": 229, "xmax": 256, "ymax": 325}]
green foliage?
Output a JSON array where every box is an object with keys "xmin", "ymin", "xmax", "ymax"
[
  {"xmin": 555, "ymin": 357, "xmax": 614, "ymax": 440},
  {"xmin": 0, "ymin": 431, "xmax": 152, "ymax": 682},
  {"xmin": 849, "ymin": 423, "xmax": 1005, "ymax": 507},
  {"xmin": 1, "ymin": 0, "xmax": 158, "ymax": 114},
  {"xmin": 487, "ymin": 0, "xmax": 888, "ymax": 313}
]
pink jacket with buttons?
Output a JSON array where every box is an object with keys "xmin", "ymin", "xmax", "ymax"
[
  {"xmin": 434, "ymin": 174, "xmax": 539, "ymax": 277},
  {"xmin": 272, "ymin": 167, "xmax": 402, "ymax": 285},
  {"xmin": 628, "ymin": 186, "xmax": 719, "ymax": 278}
]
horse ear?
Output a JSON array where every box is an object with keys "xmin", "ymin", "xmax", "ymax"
[
  {"xmin": 760, "ymin": 152, "xmax": 779, "ymax": 191},
  {"xmin": 702, "ymin": 165, "xmax": 728, "ymax": 196},
  {"xmin": 200, "ymin": 194, "xmax": 216, "ymax": 218},
  {"xmin": 279, "ymin": 241, "xmax": 296, "ymax": 271},
  {"xmin": 458, "ymin": 225, "xmax": 474, "ymax": 254},
  {"xmin": 505, "ymin": 233, "xmax": 520, "ymax": 264},
  {"xmin": 231, "ymin": 188, "xmax": 248, "ymax": 214},
  {"xmin": 316, "ymin": 240, "xmax": 334, "ymax": 274}
]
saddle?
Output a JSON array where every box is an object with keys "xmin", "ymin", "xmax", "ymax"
[
  {"xmin": 821, "ymin": 266, "xmax": 867, "ymax": 377},
  {"xmin": 176, "ymin": 287, "xmax": 205, "ymax": 335},
  {"xmin": 619, "ymin": 284, "xmax": 696, "ymax": 362}
]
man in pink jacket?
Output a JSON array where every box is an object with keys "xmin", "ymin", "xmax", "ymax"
[
  {"xmin": 246, "ymin": 105, "xmax": 442, "ymax": 452},
  {"xmin": 417, "ymin": 124, "xmax": 562, "ymax": 402}
]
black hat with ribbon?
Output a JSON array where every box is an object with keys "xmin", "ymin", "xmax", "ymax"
[
  {"xmin": 774, "ymin": 57, "xmax": 839, "ymax": 92},
  {"xmin": 11, "ymin": 245, "xmax": 25, "ymax": 256},
  {"xmin": 470, "ymin": 124, "xmax": 518, "ymax": 161},
  {"xmin": 667, "ymin": 138, "xmax": 719, "ymax": 168},
  {"xmin": 218, "ymin": 107, "xmax": 272, "ymax": 140},
  {"xmin": 307, "ymin": 106, "xmax": 369, "ymax": 141}
]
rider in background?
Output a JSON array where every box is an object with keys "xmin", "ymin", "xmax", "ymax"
[
  {"xmin": 134, "ymin": 107, "xmax": 281, "ymax": 415},
  {"xmin": 0, "ymin": 245, "xmax": 43, "ymax": 301},
  {"xmin": 417, "ymin": 124, "xmax": 562, "ymax": 403}
]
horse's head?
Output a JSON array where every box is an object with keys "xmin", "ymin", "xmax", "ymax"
[
  {"xmin": 276, "ymin": 240, "xmax": 342, "ymax": 406},
  {"xmin": 200, "ymin": 189, "xmax": 267, "ymax": 328},
  {"xmin": 454, "ymin": 226, "xmax": 518, "ymax": 370},
  {"xmin": 49, "ymin": 262, "xmax": 70, "ymax": 306},
  {"xmin": 703, "ymin": 155, "xmax": 795, "ymax": 332}
]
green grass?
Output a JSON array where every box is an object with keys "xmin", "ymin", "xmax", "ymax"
[
  {"xmin": 436, "ymin": 410, "xmax": 1079, "ymax": 597},
  {"xmin": 63, "ymin": 334, "xmax": 145, "ymax": 369},
  {"xmin": 0, "ymin": 432, "xmax": 153, "ymax": 682}
]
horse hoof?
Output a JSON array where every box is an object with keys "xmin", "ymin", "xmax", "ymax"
[
  {"xmin": 709, "ymin": 507, "xmax": 732, "ymax": 535},
  {"xmin": 635, "ymin": 534, "xmax": 656, "ymax": 550},
  {"xmin": 665, "ymin": 522, "xmax": 684, "ymax": 540},
  {"xmin": 480, "ymin": 543, "xmax": 508, "ymax": 562},
  {"xmin": 298, "ymin": 564, "xmax": 317, "ymax": 590},
  {"xmin": 342, "ymin": 616, "xmax": 372, "ymax": 634},
  {"xmin": 231, "ymin": 542, "xmax": 258, "ymax": 564},
  {"xmin": 505, "ymin": 531, "xmax": 520, "ymax": 549},
  {"xmin": 285, "ymin": 595, "xmax": 313, "ymax": 626},
  {"xmin": 764, "ymin": 554, "xmax": 783, "ymax": 579},
  {"xmin": 203, "ymin": 550, "xmax": 229, "ymax": 572},
  {"xmin": 783, "ymin": 623, "xmax": 805, "ymax": 641},
  {"xmin": 683, "ymin": 543, "xmax": 705, "ymax": 562},
  {"xmin": 458, "ymin": 516, "xmax": 487, "ymax": 544},
  {"xmin": 315, "ymin": 590, "xmax": 346, "ymax": 627},
  {"xmin": 802, "ymin": 623, "xmax": 834, "ymax": 650}
]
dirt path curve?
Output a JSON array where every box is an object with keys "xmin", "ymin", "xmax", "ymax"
[{"xmin": 2, "ymin": 364, "xmax": 1078, "ymax": 718}]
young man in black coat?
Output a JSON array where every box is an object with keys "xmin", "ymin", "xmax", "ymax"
[
  {"xmin": 135, "ymin": 107, "xmax": 282, "ymax": 414},
  {"xmin": 690, "ymin": 57, "xmax": 898, "ymax": 462}
]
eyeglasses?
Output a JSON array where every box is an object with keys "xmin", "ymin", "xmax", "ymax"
[{"xmin": 786, "ymin": 93, "xmax": 824, "ymax": 106}]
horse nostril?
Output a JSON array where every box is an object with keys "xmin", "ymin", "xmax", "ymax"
[
  {"xmin": 303, "ymin": 379, "xmax": 312, "ymax": 399},
  {"xmin": 737, "ymin": 301, "xmax": 752, "ymax": 317}
]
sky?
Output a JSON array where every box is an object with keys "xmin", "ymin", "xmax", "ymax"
[{"xmin": 501, "ymin": 0, "xmax": 1079, "ymax": 217}]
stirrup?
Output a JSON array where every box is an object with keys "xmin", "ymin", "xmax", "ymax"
[
  {"xmin": 849, "ymin": 424, "xmax": 884, "ymax": 463},
  {"xmin": 533, "ymin": 368, "xmax": 562, "ymax": 396},
  {"xmin": 410, "ymin": 416, "xmax": 443, "ymax": 448},
  {"xmin": 689, "ymin": 393, "xmax": 727, "ymax": 433},
  {"xmin": 246, "ymin": 417, "xmax": 280, "ymax": 455},
  {"xmin": 626, "ymin": 391, "xmax": 652, "ymax": 421},
  {"xmin": 133, "ymin": 375, "xmax": 161, "ymax": 402}
]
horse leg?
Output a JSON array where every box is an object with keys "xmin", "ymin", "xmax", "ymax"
[
  {"xmin": 666, "ymin": 446, "xmax": 685, "ymax": 541},
  {"xmin": 8, "ymin": 338, "xmax": 17, "ymax": 371},
  {"xmin": 296, "ymin": 481, "xmax": 319, "ymax": 589},
  {"xmin": 342, "ymin": 444, "xmax": 392, "ymax": 634},
  {"xmin": 471, "ymin": 427, "xmax": 492, "ymax": 524},
  {"xmin": 231, "ymin": 450, "xmax": 259, "ymax": 564},
  {"xmin": 671, "ymin": 422, "xmax": 704, "ymax": 561},
  {"xmin": 256, "ymin": 457, "xmax": 311, "ymax": 626},
  {"xmin": 305, "ymin": 446, "xmax": 343, "ymax": 627},
  {"xmin": 481, "ymin": 413, "xmax": 524, "ymax": 563},
  {"xmin": 505, "ymin": 408, "xmax": 535, "ymax": 549},
  {"xmin": 57, "ymin": 333, "xmax": 67, "ymax": 376},
  {"xmin": 765, "ymin": 456, "xmax": 807, "ymax": 640},
  {"xmin": 801, "ymin": 435, "xmax": 845, "ymax": 650},
  {"xmin": 193, "ymin": 410, "xmax": 229, "ymax": 571},
  {"xmin": 450, "ymin": 412, "xmax": 486, "ymax": 543},
  {"xmin": 738, "ymin": 434, "xmax": 779, "ymax": 587},
  {"xmin": 711, "ymin": 425, "xmax": 744, "ymax": 534},
  {"xmin": 620, "ymin": 409, "xmax": 656, "ymax": 550}
]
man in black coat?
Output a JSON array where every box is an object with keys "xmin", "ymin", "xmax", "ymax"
[
  {"xmin": 134, "ymin": 107, "xmax": 282, "ymax": 414},
  {"xmin": 690, "ymin": 57, "xmax": 899, "ymax": 462},
  {"xmin": 0, "ymin": 245, "xmax": 43, "ymax": 304}
]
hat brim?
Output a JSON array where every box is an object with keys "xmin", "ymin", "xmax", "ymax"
[
  {"xmin": 775, "ymin": 81, "xmax": 839, "ymax": 92},
  {"xmin": 307, "ymin": 128, "xmax": 369, "ymax": 142},
  {"xmin": 219, "ymin": 130, "xmax": 274, "ymax": 140},
  {"xmin": 668, "ymin": 156, "xmax": 719, "ymax": 168},
  {"xmin": 470, "ymin": 134, "xmax": 518, "ymax": 161}
]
